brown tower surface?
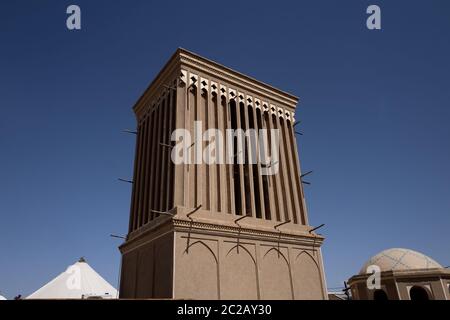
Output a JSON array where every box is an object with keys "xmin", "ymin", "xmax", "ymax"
[{"xmin": 119, "ymin": 48, "xmax": 328, "ymax": 299}]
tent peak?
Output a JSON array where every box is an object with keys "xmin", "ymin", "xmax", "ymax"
[{"xmin": 78, "ymin": 257, "xmax": 87, "ymax": 263}]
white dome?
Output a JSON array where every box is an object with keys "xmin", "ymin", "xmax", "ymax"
[
  {"xmin": 360, "ymin": 248, "xmax": 442, "ymax": 274},
  {"xmin": 0, "ymin": 295, "xmax": 6, "ymax": 300}
]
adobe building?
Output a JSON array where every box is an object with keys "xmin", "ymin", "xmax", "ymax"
[
  {"xmin": 348, "ymin": 248, "xmax": 450, "ymax": 300},
  {"xmin": 119, "ymin": 48, "xmax": 328, "ymax": 299}
]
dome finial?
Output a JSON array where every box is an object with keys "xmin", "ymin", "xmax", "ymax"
[{"xmin": 78, "ymin": 257, "xmax": 86, "ymax": 263}]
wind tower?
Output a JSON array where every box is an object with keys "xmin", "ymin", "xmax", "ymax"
[{"xmin": 119, "ymin": 49, "xmax": 327, "ymax": 299}]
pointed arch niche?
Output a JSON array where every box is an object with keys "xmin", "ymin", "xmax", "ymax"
[
  {"xmin": 292, "ymin": 250, "xmax": 324, "ymax": 299},
  {"xmin": 259, "ymin": 246, "xmax": 293, "ymax": 299},
  {"xmin": 176, "ymin": 240, "xmax": 219, "ymax": 299},
  {"xmin": 221, "ymin": 242, "xmax": 259, "ymax": 299}
]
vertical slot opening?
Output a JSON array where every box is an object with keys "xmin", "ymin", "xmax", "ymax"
[
  {"xmin": 257, "ymin": 109, "xmax": 271, "ymax": 220},
  {"xmin": 229, "ymin": 99, "xmax": 241, "ymax": 215},
  {"xmin": 248, "ymin": 105, "xmax": 261, "ymax": 218},
  {"xmin": 240, "ymin": 102, "xmax": 252, "ymax": 215}
]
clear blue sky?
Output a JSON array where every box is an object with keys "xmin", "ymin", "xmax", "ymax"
[{"xmin": 1, "ymin": 0, "xmax": 449, "ymax": 298}]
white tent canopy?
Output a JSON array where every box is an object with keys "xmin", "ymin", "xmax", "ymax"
[{"xmin": 27, "ymin": 258, "xmax": 117, "ymax": 299}]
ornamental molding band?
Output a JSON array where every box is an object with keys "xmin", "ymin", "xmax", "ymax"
[
  {"xmin": 133, "ymin": 48, "xmax": 298, "ymax": 119},
  {"xmin": 178, "ymin": 50, "xmax": 298, "ymax": 108},
  {"xmin": 176, "ymin": 68, "xmax": 296, "ymax": 121}
]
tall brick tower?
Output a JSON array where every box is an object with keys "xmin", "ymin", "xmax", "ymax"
[{"xmin": 119, "ymin": 48, "xmax": 327, "ymax": 299}]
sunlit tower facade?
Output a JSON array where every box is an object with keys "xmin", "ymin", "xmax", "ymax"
[{"xmin": 119, "ymin": 49, "xmax": 327, "ymax": 300}]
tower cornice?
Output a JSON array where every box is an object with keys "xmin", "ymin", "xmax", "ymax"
[{"xmin": 133, "ymin": 48, "xmax": 299, "ymax": 119}]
